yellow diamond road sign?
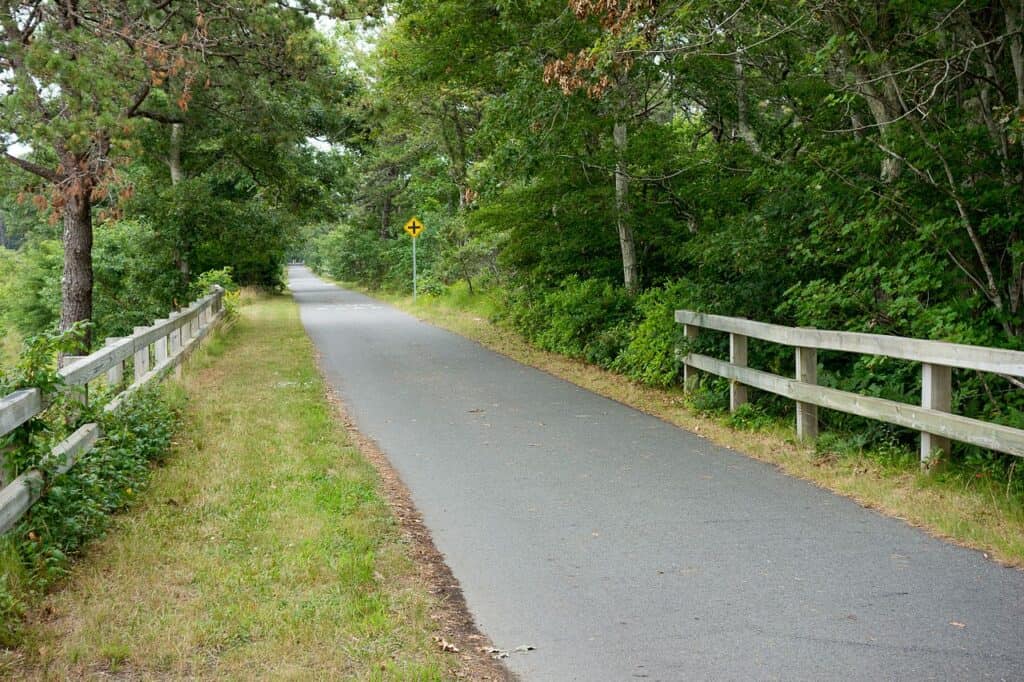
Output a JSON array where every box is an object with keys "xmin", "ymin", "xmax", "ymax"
[{"xmin": 404, "ymin": 216, "xmax": 425, "ymax": 238}]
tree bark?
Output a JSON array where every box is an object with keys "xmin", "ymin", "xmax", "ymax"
[
  {"xmin": 380, "ymin": 192, "xmax": 392, "ymax": 239},
  {"xmin": 168, "ymin": 122, "xmax": 184, "ymax": 185},
  {"xmin": 733, "ymin": 47, "xmax": 761, "ymax": 153},
  {"xmin": 825, "ymin": 12, "xmax": 904, "ymax": 182},
  {"xmin": 167, "ymin": 122, "xmax": 190, "ymax": 285},
  {"xmin": 59, "ymin": 175, "xmax": 94, "ymax": 350},
  {"xmin": 1003, "ymin": 0, "xmax": 1024, "ymax": 170},
  {"xmin": 613, "ymin": 119, "xmax": 638, "ymax": 293},
  {"xmin": 1004, "ymin": 1, "xmax": 1024, "ymax": 109}
]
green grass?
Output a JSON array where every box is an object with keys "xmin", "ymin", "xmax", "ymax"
[{"xmin": 3, "ymin": 293, "xmax": 456, "ymax": 679}]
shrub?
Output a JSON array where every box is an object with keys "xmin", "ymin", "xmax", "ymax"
[
  {"xmin": 0, "ymin": 385, "xmax": 182, "ymax": 644},
  {"xmin": 3, "ymin": 240, "xmax": 62, "ymax": 337},
  {"xmin": 188, "ymin": 267, "xmax": 238, "ymax": 300},
  {"xmin": 189, "ymin": 267, "xmax": 241, "ymax": 319},
  {"xmin": 685, "ymin": 376, "xmax": 729, "ymax": 414},
  {"xmin": 726, "ymin": 402, "xmax": 776, "ymax": 431},
  {"xmin": 0, "ymin": 329, "xmax": 182, "ymax": 644},
  {"xmin": 612, "ymin": 279, "xmax": 698, "ymax": 386},
  {"xmin": 314, "ymin": 224, "xmax": 391, "ymax": 287},
  {"xmin": 510, "ymin": 276, "xmax": 637, "ymax": 367}
]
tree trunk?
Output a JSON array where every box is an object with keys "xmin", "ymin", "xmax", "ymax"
[
  {"xmin": 826, "ymin": 12, "xmax": 903, "ymax": 182},
  {"xmin": 60, "ymin": 177, "xmax": 94, "ymax": 351},
  {"xmin": 380, "ymin": 192, "xmax": 392, "ymax": 239},
  {"xmin": 613, "ymin": 119, "xmax": 638, "ymax": 294},
  {"xmin": 858, "ymin": 76, "xmax": 903, "ymax": 182},
  {"xmin": 1004, "ymin": 1, "xmax": 1024, "ymax": 109},
  {"xmin": 168, "ymin": 123, "xmax": 184, "ymax": 185},
  {"xmin": 168, "ymin": 122, "xmax": 190, "ymax": 285},
  {"xmin": 733, "ymin": 47, "xmax": 760, "ymax": 153},
  {"xmin": 1003, "ymin": 1, "xmax": 1024, "ymax": 171}
]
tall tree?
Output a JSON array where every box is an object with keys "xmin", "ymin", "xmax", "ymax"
[
  {"xmin": 1, "ymin": 1, "xmax": 365, "ymax": 345},
  {"xmin": 0, "ymin": 0, "xmax": 209, "ymax": 346}
]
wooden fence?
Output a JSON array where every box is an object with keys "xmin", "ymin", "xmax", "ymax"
[
  {"xmin": 0, "ymin": 286, "xmax": 225, "ymax": 534},
  {"xmin": 675, "ymin": 310, "xmax": 1024, "ymax": 467}
]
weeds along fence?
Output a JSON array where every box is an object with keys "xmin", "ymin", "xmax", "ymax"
[
  {"xmin": 0, "ymin": 286, "xmax": 225, "ymax": 533},
  {"xmin": 676, "ymin": 310, "xmax": 1024, "ymax": 468}
]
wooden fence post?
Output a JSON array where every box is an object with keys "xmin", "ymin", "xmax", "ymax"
[
  {"xmin": 63, "ymin": 355, "xmax": 89, "ymax": 411},
  {"xmin": 169, "ymin": 313, "xmax": 184, "ymax": 379},
  {"xmin": 683, "ymin": 324, "xmax": 700, "ymax": 389},
  {"xmin": 105, "ymin": 338, "xmax": 124, "ymax": 387},
  {"xmin": 921, "ymin": 363, "xmax": 952, "ymax": 468},
  {"xmin": 729, "ymin": 333, "xmax": 748, "ymax": 412},
  {"xmin": 795, "ymin": 346, "xmax": 818, "ymax": 440},
  {"xmin": 168, "ymin": 312, "xmax": 181, "ymax": 352},
  {"xmin": 133, "ymin": 327, "xmax": 150, "ymax": 381},
  {"xmin": 154, "ymin": 320, "xmax": 169, "ymax": 366}
]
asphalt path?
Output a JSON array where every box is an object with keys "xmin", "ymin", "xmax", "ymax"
[{"xmin": 290, "ymin": 266, "xmax": 1024, "ymax": 681}]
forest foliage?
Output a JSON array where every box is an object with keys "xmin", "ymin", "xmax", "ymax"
[
  {"xmin": 300, "ymin": 0, "xmax": 1024, "ymax": 473},
  {"xmin": 2, "ymin": 1, "xmax": 1023, "ymax": 473},
  {"xmin": 0, "ymin": 0, "xmax": 366, "ymax": 348}
]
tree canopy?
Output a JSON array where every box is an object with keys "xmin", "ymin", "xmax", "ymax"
[
  {"xmin": 296, "ymin": 0, "xmax": 1024, "ymax": 464},
  {"xmin": 1, "ymin": 0, "xmax": 364, "ymax": 345},
  {"xmin": 2, "ymin": 0, "xmax": 1022, "ymax": 455}
]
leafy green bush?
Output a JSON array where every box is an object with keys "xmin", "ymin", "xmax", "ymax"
[
  {"xmin": 2, "ymin": 240, "xmax": 62, "ymax": 337},
  {"xmin": 188, "ymin": 266, "xmax": 238, "ymax": 300},
  {"xmin": 726, "ymin": 402, "xmax": 777, "ymax": 431},
  {"xmin": 0, "ymin": 384, "xmax": 183, "ymax": 645},
  {"xmin": 508, "ymin": 276, "xmax": 637, "ymax": 368},
  {"xmin": 314, "ymin": 224, "xmax": 391, "ymax": 287},
  {"xmin": 0, "ymin": 325, "xmax": 89, "ymax": 481},
  {"xmin": 685, "ymin": 376, "xmax": 729, "ymax": 415},
  {"xmin": 188, "ymin": 267, "xmax": 241, "ymax": 319},
  {"xmin": 92, "ymin": 219, "xmax": 182, "ymax": 336},
  {"xmin": 0, "ymin": 324, "xmax": 183, "ymax": 644},
  {"xmin": 612, "ymin": 279, "xmax": 697, "ymax": 386}
]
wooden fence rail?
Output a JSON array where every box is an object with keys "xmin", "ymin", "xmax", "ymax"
[
  {"xmin": 675, "ymin": 310, "xmax": 1024, "ymax": 467},
  {"xmin": 0, "ymin": 286, "xmax": 225, "ymax": 534}
]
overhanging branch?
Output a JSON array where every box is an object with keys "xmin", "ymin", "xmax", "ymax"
[
  {"xmin": 133, "ymin": 109, "xmax": 186, "ymax": 124},
  {"xmin": 2, "ymin": 151, "xmax": 58, "ymax": 182}
]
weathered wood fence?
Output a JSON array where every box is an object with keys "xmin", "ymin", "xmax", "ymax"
[
  {"xmin": 0, "ymin": 286, "xmax": 225, "ymax": 534},
  {"xmin": 676, "ymin": 310, "xmax": 1024, "ymax": 467}
]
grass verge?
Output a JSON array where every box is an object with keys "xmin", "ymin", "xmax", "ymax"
[
  {"xmin": 354, "ymin": 282, "xmax": 1024, "ymax": 568},
  {"xmin": 1, "ymin": 293, "xmax": 470, "ymax": 680}
]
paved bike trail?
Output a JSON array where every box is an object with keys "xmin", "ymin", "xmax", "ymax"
[{"xmin": 290, "ymin": 266, "xmax": 1024, "ymax": 681}]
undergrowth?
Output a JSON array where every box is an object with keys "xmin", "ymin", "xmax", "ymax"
[
  {"xmin": 681, "ymin": 376, "xmax": 1024, "ymax": 513},
  {"xmin": 1, "ymin": 293, "xmax": 457, "ymax": 679},
  {"xmin": 0, "ymin": 326, "xmax": 183, "ymax": 646}
]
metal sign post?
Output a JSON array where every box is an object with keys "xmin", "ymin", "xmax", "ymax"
[{"xmin": 403, "ymin": 216, "xmax": 425, "ymax": 301}]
